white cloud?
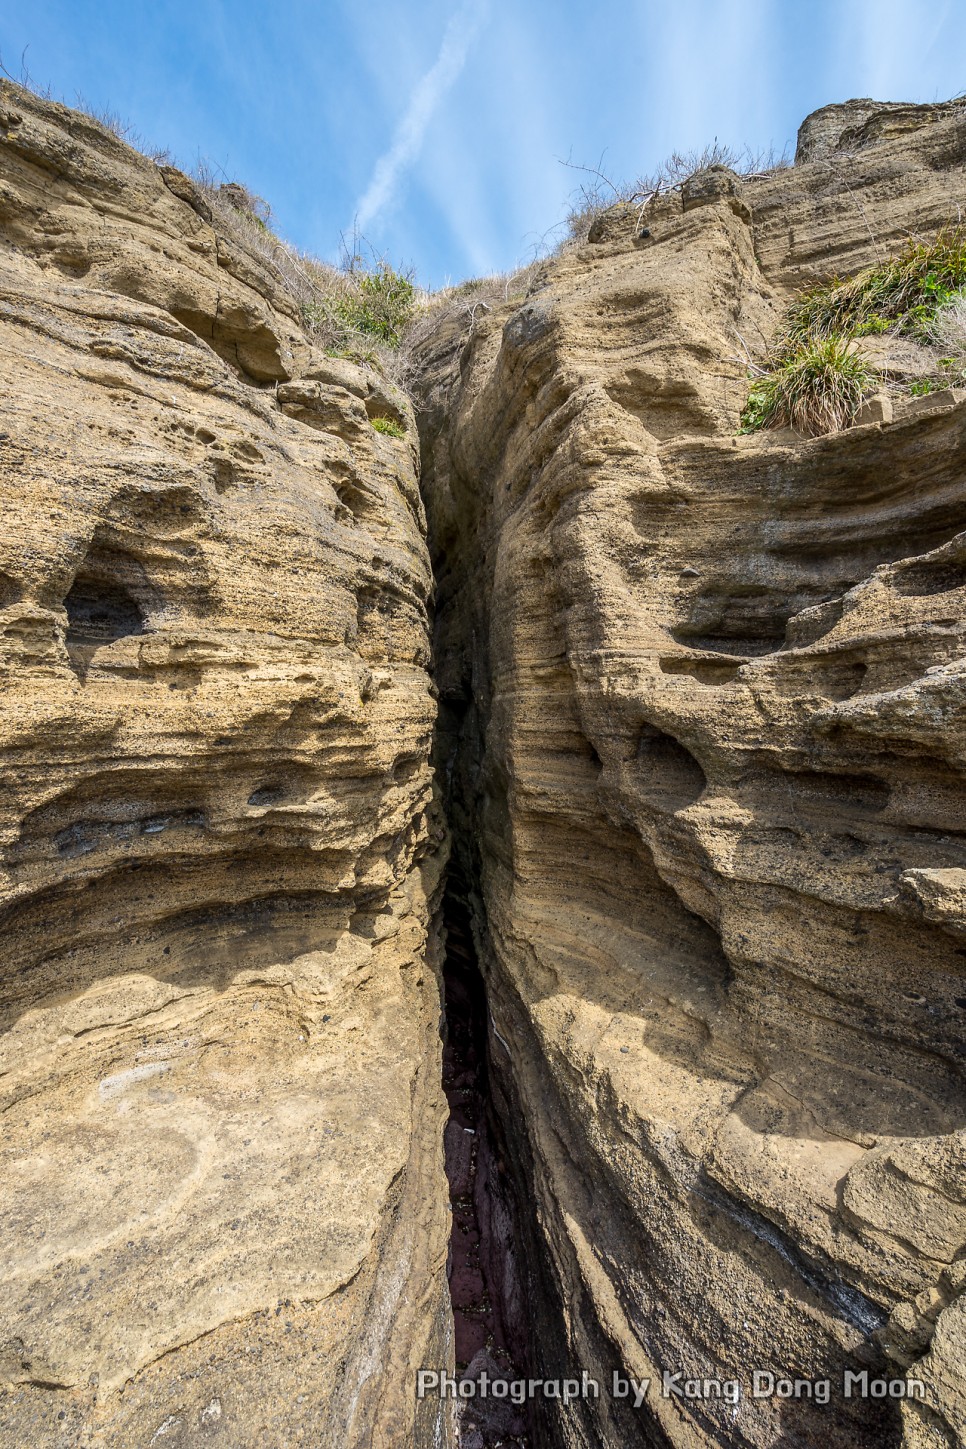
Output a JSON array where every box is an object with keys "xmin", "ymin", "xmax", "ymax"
[{"xmin": 352, "ymin": 0, "xmax": 489, "ymax": 235}]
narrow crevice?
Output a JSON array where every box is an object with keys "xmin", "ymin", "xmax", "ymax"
[{"xmin": 440, "ymin": 875, "xmax": 533, "ymax": 1448}]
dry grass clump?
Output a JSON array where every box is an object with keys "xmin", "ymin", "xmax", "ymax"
[
  {"xmin": 926, "ymin": 289, "xmax": 966, "ymax": 353},
  {"xmin": 198, "ymin": 173, "xmax": 326, "ymax": 308},
  {"xmin": 73, "ymin": 97, "xmax": 174, "ymax": 162},
  {"xmin": 399, "ymin": 261, "xmax": 543, "ymax": 357},
  {"xmin": 932, "ymin": 290, "xmax": 966, "ymax": 352},
  {"xmin": 740, "ymin": 337, "xmax": 875, "ymax": 435}
]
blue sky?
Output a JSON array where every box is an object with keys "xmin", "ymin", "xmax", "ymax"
[{"xmin": 1, "ymin": 1, "xmax": 963, "ymax": 288}]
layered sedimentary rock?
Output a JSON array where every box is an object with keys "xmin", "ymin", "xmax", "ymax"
[
  {"xmin": 0, "ymin": 83, "xmax": 452, "ymax": 1447},
  {"xmin": 5, "ymin": 74, "xmax": 966, "ymax": 1449},
  {"xmin": 418, "ymin": 101, "xmax": 966, "ymax": 1447}
]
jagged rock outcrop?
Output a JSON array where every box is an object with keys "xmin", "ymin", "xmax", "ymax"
[
  {"xmin": 0, "ymin": 83, "xmax": 452, "ymax": 1448},
  {"xmin": 418, "ymin": 100, "xmax": 966, "ymax": 1447}
]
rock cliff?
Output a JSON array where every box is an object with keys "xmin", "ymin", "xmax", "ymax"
[
  {"xmin": 0, "ymin": 83, "xmax": 451, "ymax": 1448},
  {"xmin": 3, "ymin": 78, "xmax": 966, "ymax": 1449},
  {"xmin": 417, "ymin": 100, "xmax": 966, "ymax": 1448}
]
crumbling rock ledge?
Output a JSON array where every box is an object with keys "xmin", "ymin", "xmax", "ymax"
[{"xmin": 417, "ymin": 97, "xmax": 966, "ymax": 1448}]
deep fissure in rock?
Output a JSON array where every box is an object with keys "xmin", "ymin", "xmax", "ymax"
[{"xmin": 440, "ymin": 875, "xmax": 533, "ymax": 1447}]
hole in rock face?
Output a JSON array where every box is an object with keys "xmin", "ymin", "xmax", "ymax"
[
  {"xmin": 582, "ymin": 737, "xmax": 604, "ymax": 772},
  {"xmin": 670, "ymin": 582, "xmax": 793, "ymax": 657},
  {"xmin": 65, "ymin": 576, "xmax": 144, "ymax": 646},
  {"xmin": 392, "ymin": 754, "xmax": 423, "ymax": 784},
  {"xmin": 441, "ymin": 884, "xmax": 531, "ymax": 1446},
  {"xmin": 333, "ymin": 479, "xmax": 371, "ymax": 522},
  {"xmin": 0, "ymin": 571, "xmax": 21, "ymax": 608},
  {"xmin": 64, "ymin": 565, "xmax": 146, "ymax": 676},
  {"xmin": 169, "ymin": 307, "xmax": 285, "ymax": 384},
  {"xmin": 636, "ymin": 723, "xmax": 707, "ymax": 811},
  {"xmin": 670, "ymin": 624, "xmax": 786, "ymax": 657},
  {"xmin": 247, "ymin": 784, "xmax": 286, "ymax": 808},
  {"xmin": 660, "ymin": 656, "xmax": 741, "ymax": 686}
]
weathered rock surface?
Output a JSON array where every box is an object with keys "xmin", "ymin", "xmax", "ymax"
[
  {"xmin": 0, "ymin": 83, "xmax": 452, "ymax": 1447},
  {"xmin": 5, "ymin": 78, "xmax": 966, "ymax": 1449},
  {"xmin": 418, "ymin": 100, "xmax": 966, "ymax": 1447}
]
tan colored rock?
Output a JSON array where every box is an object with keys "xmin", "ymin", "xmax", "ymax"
[
  {"xmin": 5, "ymin": 73, "xmax": 966, "ymax": 1449},
  {"xmin": 418, "ymin": 97, "xmax": 966, "ymax": 1448},
  {"xmin": 0, "ymin": 82, "xmax": 451, "ymax": 1447},
  {"xmin": 896, "ymin": 386, "xmax": 966, "ymax": 420},
  {"xmin": 900, "ymin": 1293, "xmax": 966, "ymax": 1447},
  {"xmin": 855, "ymin": 334, "xmax": 937, "ymax": 383},
  {"xmin": 795, "ymin": 97, "xmax": 964, "ymax": 164},
  {"xmin": 900, "ymin": 868, "xmax": 966, "ymax": 937},
  {"xmin": 854, "ymin": 390, "xmax": 894, "ymax": 425}
]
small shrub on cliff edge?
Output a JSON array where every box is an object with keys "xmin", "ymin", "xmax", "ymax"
[
  {"xmin": 305, "ymin": 259, "xmax": 416, "ymax": 347},
  {"xmin": 740, "ymin": 337, "xmax": 875, "ymax": 436},
  {"xmin": 561, "ymin": 140, "xmax": 791, "ymax": 245}
]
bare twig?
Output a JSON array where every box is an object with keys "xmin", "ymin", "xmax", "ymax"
[{"xmin": 731, "ymin": 328, "xmax": 770, "ymax": 376}]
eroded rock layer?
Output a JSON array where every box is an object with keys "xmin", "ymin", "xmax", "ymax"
[
  {"xmin": 0, "ymin": 83, "xmax": 451, "ymax": 1447},
  {"xmin": 418, "ymin": 102, "xmax": 966, "ymax": 1448}
]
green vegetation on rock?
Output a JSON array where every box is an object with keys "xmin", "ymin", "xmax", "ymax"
[
  {"xmin": 780, "ymin": 228, "xmax": 966, "ymax": 346},
  {"xmin": 370, "ymin": 416, "xmax": 407, "ymax": 438},
  {"xmin": 303, "ymin": 261, "xmax": 416, "ymax": 349},
  {"xmin": 741, "ymin": 226, "xmax": 966, "ymax": 435},
  {"xmin": 740, "ymin": 336, "xmax": 876, "ymax": 435}
]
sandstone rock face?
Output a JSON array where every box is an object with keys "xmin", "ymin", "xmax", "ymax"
[
  {"xmin": 794, "ymin": 97, "xmax": 964, "ymax": 164},
  {"xmin": 5, "ymin": 77, "xmax": 966, "ymax": 1449},
  {"xmin": 0, "ymin": 83, "xmax": 451, "ymax": 1447},
  {"xmin": 418, "ymin": 103, "xmax": 966, "ymax": 1447}
]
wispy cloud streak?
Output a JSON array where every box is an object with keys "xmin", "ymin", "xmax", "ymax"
[{"xmin": 353, "ymin": 0, "xmax": 488, "ymax": 233}]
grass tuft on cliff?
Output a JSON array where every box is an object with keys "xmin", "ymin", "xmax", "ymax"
[
  {"xmin": 193, "ymin": 173, "xmax": 417, "ymax": 374},
  {"xmin": 742, "ymin": 227, "xmax": 966, "ymax": 434},
  {"xmin": 740, "ymin": 337, "xmax": 876, "ymax": 435},
  {"xmin": 780, "ymin": 228, "xmax": 966, "ymax": 346},
  {"xmin": 370, "ymin": 416, "xmax": 406, "ymax": 438},
  {"xmin": 400, "ymin": 262, "xmax": 544, "ymax": 359},
  {"xmin": 303, "ymin": 259, "xmax": 416, "ymax": 348}
]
